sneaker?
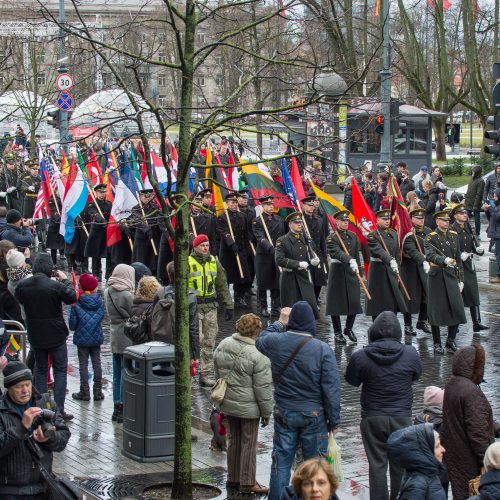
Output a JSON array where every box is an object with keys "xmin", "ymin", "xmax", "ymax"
[{"xmin": 60, "ymin": 410, "xmax": 74, "ymax": 421}]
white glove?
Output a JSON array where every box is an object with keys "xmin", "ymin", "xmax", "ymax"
[
  {"xmin": 310, "ymin": 256, "xmax": 320, "ymax": 267},
  {"xmin": 349, "ymin": 259, "xmax": 359, "ymax": 273},
  {"xmin": 0, "ymin": 191, "xmax": 6, "ymax": 198},
  {"xmin": 390, "ymin": 259, "xmax": 399, "ymax": 273},
  {"xmin": 298, "ymin": 261, "xmax": 309, "ymax": 270},
  {"xmin": 422, "ymin": 261, "xmax": 430, "ymax": 274},
  {"xmin": 476, "ymin": 246, "xmax": 485, "ymax": 256},
  {"xmin": 460, "ymin": 252, "xmax": 471, "ymax": 262},
  {"xmin": 444, "ymin": 257, "xmax": 454, "ymax": 267},
  {"xmin": 459, "ymin": 281, "xmax": 464, "ymax": 293},
  {"xmin": 6, "ymin": 186, "xmax": 15, "ymax": 193},
  {"xmin": 28, "ymin": 186, "xmax": 35, "ymax": 192}
]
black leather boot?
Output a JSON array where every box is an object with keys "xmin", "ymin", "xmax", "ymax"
[
  {"xmin": 112, "ymin": 402, "xmax": 120, "ymax": 422},
  {"xmin": 344, "ymin": 315, "xmax": 357, "ymax": 342},
  {"xmin": 93, "ymin": 384, "xmax": 105, "ymax": 401},
  {"xmin": 72, "ymin": 383, "xmax": 90, "ymax": 401},
  {"xmin": 404, "ymin": 313, "xmax": 416, "ymax": 336},
  {"xmin": 471, "ymin": 307, "xmax": 488, "ymax": 332},
  {"xmin": 446, "ymin": 325, "xmax": 459, "ymax": 352},
  {"xmin": 431, "ymin": 326, "xmax": 444, "ymax": 355},
  {"xmin": 331, "ymin": 316, "xmax": 346, "ymax": 344}
]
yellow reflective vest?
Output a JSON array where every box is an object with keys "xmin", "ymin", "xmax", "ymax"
[{"xmin": 188, "ymin": 255, "xmax": 217, "ymax": 297}]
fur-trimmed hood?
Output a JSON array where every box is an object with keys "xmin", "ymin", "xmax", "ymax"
[{"xmin": 452, "ymin": 344, "xmax": 485, "ymax": 385}]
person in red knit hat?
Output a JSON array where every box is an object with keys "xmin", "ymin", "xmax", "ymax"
[
  {"xmin": 69, "ymin": 273, "xmax": 106, "ymax": 401},
  {"xmin": 188, "ymin": 233, "xmax": 234, "ymax": 386}
]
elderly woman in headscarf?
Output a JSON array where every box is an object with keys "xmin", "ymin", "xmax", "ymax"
[{"xmin": 104, "ymin": 263, "xmax": 135, "ymax": 423}]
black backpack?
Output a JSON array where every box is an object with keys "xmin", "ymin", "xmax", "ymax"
[{"xmin": 150, "ymin": 287, "xmax": 175, "ymax": 344}]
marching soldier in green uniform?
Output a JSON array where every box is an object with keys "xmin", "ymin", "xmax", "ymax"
[
  {"xmin": 19, "ymin": 161, "xmax": 40, "ymax": 218},
  {"xmin": 451, "ymin": 204, "xmax": 488, "ymax": 333},
  {"xmin": 424, "ymin": 211, "xmax": 466, "ymax": 354},
  {"xmin": 0, "ymin": 153, "xmax": 22, "ymax": 212},
  {"xmin": 325, "ymin": 210, "xmax": 362, "ymax": 344},
  {"xmin": 251, "ymin": 196, "xmax": 286, "ymax": 317},
  {"xmin": 401, "ymin": 208, "xmax": 431, "ymax": 336},
  {"xmin": 275, "ymin": 212, "xmax": 320, "ymax": 318},
  {"xmin": 365, "ymin": 209, "xmax": 408, "ymax": 319}
]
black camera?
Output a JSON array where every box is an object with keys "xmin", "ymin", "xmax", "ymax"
[{"xmin": 32, "ymin": 409, "xmax": 56, "ymax": 439}]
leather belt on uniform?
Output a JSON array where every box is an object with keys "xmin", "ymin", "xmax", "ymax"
[
  {"xmin": 281, "ymin": 268, "xmax": 293, "ymax": 272},
  {"xmin": 370, "ymin": 257, "xmax": 383, "ymax": 262},
  {"xmin": 330, "ymin": 259, "xmax": 342, "ymax": 264},
  {"xmin": 196, "ymin": 296, "xmax": 217, "ymax": 304},
  {"xmin": 25, "ymin": 193, "xmax": 37, "ymax": 198},
  {"xmin": 430, "ymin": 263, "xmax": 442, "ymax": 268}
]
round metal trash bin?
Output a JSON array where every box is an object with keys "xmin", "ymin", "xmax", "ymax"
[{"xmin": 122, "ymin": 341, "xmax": 175, "ymax": 462}]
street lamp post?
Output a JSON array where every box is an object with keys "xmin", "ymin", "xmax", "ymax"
[
  {"xmin": 378, "ymin": 0, "xmax": 392, "ymax": 170},
  {"xmin": 59, "ymin": 0, "xmax": 69, "ymax": 154}
]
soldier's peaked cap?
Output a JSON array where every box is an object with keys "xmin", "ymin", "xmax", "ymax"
[
  {"xmin": 333, "ymin": 209, "xmax": 350, "ymax": 220},
  {"xmin": 286, "ymin": 212, "xmax": 303, "ymax": 223},
  {"xmin": 433, "ymin": 210, "xmax": 450, "ymax": 221},
  {"xmin": 409, "ymin": 208, "xmax": 425, "ymax": 217},
  {"xmin": 375, "ymin": 209, "xmax": 391, "ymax": 218},
  {"xmin": 259, "ymin": 195, "xmax": 274, "ymax": 203}
]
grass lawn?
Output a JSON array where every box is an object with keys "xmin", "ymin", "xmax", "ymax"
[{"xmin": 445, "ymin": 175, "xmax": 470, "ymax": 189}]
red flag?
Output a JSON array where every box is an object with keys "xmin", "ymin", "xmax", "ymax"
[
  {"xmin": 227, "ymin": 150, "xmax": 235, "ymax": 189},
  {"xmin": 389, "ymin": 175, "xmax": 414, "ymax": 253},
  {"xmin": 428, "ymin": 0, "xmax": 451, "ymax": 10},
  {"xmin": 290, "ymin": 157, "xmax": 306, "ymax": 201}
]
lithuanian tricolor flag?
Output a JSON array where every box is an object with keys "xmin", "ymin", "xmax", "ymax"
[
  {"xmin": 6, "ymin": 335, "xmax": 20, "ymax": 357},
  {"xmin": 240, "ymin": 164, "xmax": 293, "ymax": 209}
]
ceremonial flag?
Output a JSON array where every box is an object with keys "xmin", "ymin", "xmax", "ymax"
[
  {"xmin": 309, "ymin": 182, "xmax": 365, "ymax": 242},
  {"xmin": 280, "ymin": 158, "xmax": 301, "ymax": 208},
  {"xmin": 6, "ymin": 335, "xmax": 20, "ymax": 357},
  {"xmin": 290, "ymin": 156, "xmax": 306, "ymax": 201},
  {"xmin": 87, "ymin": 149, "xmax": 103, "ymax": 186},
  {"xmin": 205, "ymin": 147, "xmax": 212, "ymax": 188},
  {"xmin": 389, "ymin": 174, "xmax": 413, "ymax": 251},
  {"xmin": 61, "ymin": 150, "xmax": 71, "ymax": 178},
  {"xmin": 34, "ymin": 158, "xmax": 52, "ymax": 218},
  {"xmin": 240, "ymin": 163, "xmax": 293, "ymax": 209},
  {"xmin": 60, "ymin": 164, "xmax": 89, "ymax": 244},
  {"xmin": 128, "ymin": 146, "xmax": 144, "ymax": 189},
  {"xmin": 211, "ymin": 152, "xmax": 229, "ymax": 216},
  {"xmin": 351, "ymin": 177, "xmax": 377, "ymax": 241},
  {"xmin": 106, "ymin": 158, "xmax": 139, "ymax": 247}
]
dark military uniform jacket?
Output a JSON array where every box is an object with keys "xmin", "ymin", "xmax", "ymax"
[
  {"xmin": 452, "ymin": 221, "xmax": 480, "ymax": 307},
  {"xmin": 0, "ymin": 168, "xmax": 22, "ymax": 212},
  {"xmin": 365, "ymin": 227, "xmax": 407, "ymax": 316},
  {"xmin": 275, "ymin": 231, "xmax": 319, "ymax": 318},
  {"xmin": 252, "ymin": 212, "xmax": 286, "ymax": 290},
  {"xmin": 84, "ymin": 198, "xmax": 112, "ymax": 259},
  {"xmin": 216, "ymin": 210, "xmax": 252, "ymax": 284},
  {"xmin": 401, "ymin": 227, "xmax": 430, "ymax": 314},
  {"xmin": 303, "ymin": 213, "xmax": 328, "ymax": 286},
  {"xmin": 325, "ymin": 229, "xmax": 363, "ymax": 316},
  {"xmin": 46, "ymin": 197, "xmax": 65, "ymax": 250},
  {"xmin": 190, "ymin": 210, "xmax": 218, "ymax": 256},
  {"xmin": 424, "ymin": 228, "xmax": 466, "ymax": 326},
  {"xmin": 130, "ymin": 200, "xmax": 162, "ymax": 272},
  {"xmin": 19, "ymin": 173, "xmax": 40, "ymax": 218}
]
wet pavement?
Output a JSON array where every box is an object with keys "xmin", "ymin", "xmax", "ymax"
[{"xmin": 28, "ymin": 222, "xmax": 500, "ymax": 498}]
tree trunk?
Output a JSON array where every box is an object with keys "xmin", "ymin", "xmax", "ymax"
[
  {"xmin": 433, "ymin": 117, "xmax": 447, "ymax": 162},
  {"xmin": 171, "ymin": 0, "xmax": 196, "ymax": 497}
]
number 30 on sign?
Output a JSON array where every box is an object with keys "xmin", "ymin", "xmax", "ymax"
[{"xmin": 56, "ymin": 74, "xmax": 74, "ymax": 91}]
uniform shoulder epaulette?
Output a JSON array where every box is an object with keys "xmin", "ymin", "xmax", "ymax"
[
  {"xmin": 429, "ymin": 231, "xmax": 437, "ymax": 236},
  {"xmin": 276, "ymin": 234, "xmax": 286, "ymax": 243},
  {"xmin": 449, "ymin": 230, "xmax": 457, "ymax": 234}
]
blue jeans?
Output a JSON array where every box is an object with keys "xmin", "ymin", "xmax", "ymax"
[
  {"xmin": 112, "ymin": 353, "xmax": 124, "ymax": 403},
  {"xmin": 496, "ymin": 239, "xmax": 500, "ymax": 277},
  {"xmin": 467, "ymin": 209, "xmax": 481, "ymax": 236},
  {"xmin": 269, "ymin": 407, "xmax": 328, "ymax": 500},
  {"xmin": 33, "ymin": 343, "xmax": 68, "ymax": 411}
]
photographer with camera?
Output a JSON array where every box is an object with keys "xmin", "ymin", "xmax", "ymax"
[
  {"xmin": 0, "ymin": 209, "xmax": 33, "ymax": 251},
  {"xmin": 15, "ymin": 253, "xmax": 77, "ymax": 421},
  {"xmin": 0, "ymin": 361, "xmax": 70, "ymax": 498}
]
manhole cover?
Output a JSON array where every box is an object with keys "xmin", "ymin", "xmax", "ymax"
[{"xmin": 77, "ymin": 477, "xmax": 144, "ymax": 498}]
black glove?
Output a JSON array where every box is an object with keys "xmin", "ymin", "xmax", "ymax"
[
  {"xmin": 260, "ymin": 416, "xmax": 270, "ymax": 428},
  {"xmin": 145, "ymin": 228, "xmax": 153, "ymax": 239},
  {"xmin": 268, "ymin": 245, "xmax": 275, "ymax": 255},
  {"xmin": 230, "ymin": 242, "xmax": 238, "ymax": 253},
  {"xmin": 224, "ymin": 309, "xmax": 233, "ymax": 321}
]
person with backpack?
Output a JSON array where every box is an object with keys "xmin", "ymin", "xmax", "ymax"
[
  {"xmin": 188, "ymin": 234, "xmax": 233, "ymax": 386},
  {"xmin": 130, "ymin": 276, "xmax": 161, "ymax": 342},
  {"xmin": 151, "ymin": 261, "xmax": 199, "ymax": 360},
  {"xmin": 69, "ymin": 274, "xmax": 106, "ymax": 402}
]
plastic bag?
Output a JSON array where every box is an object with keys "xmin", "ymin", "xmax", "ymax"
[{"xmin": 326, "ymin": 432, "xmax": 344, "ymax": 482}]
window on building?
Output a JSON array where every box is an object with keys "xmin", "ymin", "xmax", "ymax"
[
  {"xmin": 197, "ymin": 76, "xmax": 206, "ymax": 87},
  {"xmin": 408, "ymin": 128, "xmax": 428, "ymax": 154},
  {"xmin": 366, "ymin": 128, "xmax": 381, "ymax": 154},
  {"xmin": 36, "ymin": 73, "xmax": 46, "ymax": 86},
  {"xmin": 102, "ymin": 73, "xmax": 113, "ymax": 87},
  {"xmin": 158, "ymin": 74, "xmax": 167, "ymax": 86},
  {"xmin": 216, "ymin": 95, "xmax": 224, "ymax": 106},
  {"xmin": 215, "ymin": 74, "xmax": 224, "ymax": 87},
  {"xmin": 214, "ymin": 54, "xmax": 223, "ymax": 65},
  {"xmin": 158, "ymin": 33, "xmax": 167, "ymax": 43},
  {"xmin": 139, "ymin": 73, "xmax": 148, "ymax": 87},
  {"xmin": 349, "ymin": 130, "xmax": 364, "ymax": 154},
  {"xmin": 197, "ymin": 95, "xmax": 205, "ymax": 106},
  {"xmin": 159, "ymin": 53, "xmax": 167, "ymax": 63},
  {"xmin": 36, "ymin": 51, "xmax": 45, "ymax": 64},
  {"xmin": 141, "ymin": 33, "xmax": 147, "ymax": 43},
  {"xmin": 159, "ymin": 95, "xmax": 168, "ymax": 107},
  {"xmin": 197, "ymin": 32, "xmax": 205, "ymax": 44}
]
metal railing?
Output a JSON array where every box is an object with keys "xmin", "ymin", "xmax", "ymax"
[{"xmin": 3, "ymin": 320, "xmax": 28, "ymax": 363}]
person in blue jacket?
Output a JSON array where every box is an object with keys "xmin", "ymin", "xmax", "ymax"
[
  {"xmin": 256, "ymin": 301, "xmax": 341, "ymax": 500},
  {"xmin": 387, "ymin": 423, "xmax": 446, "ymax": 499},
  {"xmin": 69, "ymin": 273, "xmax": 105, "ymax": 402},
  {"xmin": 468, "ymin": 442, "xmax": 500, "ymax": 500}
]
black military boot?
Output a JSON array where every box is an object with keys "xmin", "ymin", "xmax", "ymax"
[
  {"xmin": 93, "ymin": 384, "xmax": 105, "ymax": 401},
  {"xmin": 112, "ymin": 403, "xmax": 120, "ymax": 422},
  {"xmin": 470, "ymin": 307, "xmax": 488, "ymax": 332},
  {"xmin": 416, "ymin": 317, "xmax": 431, "ymax": 333},
  {"xmin": 445, "ymin": 325, "xmax": 459, "ymax": 353},
  {"xmin": 331, "ymin": 316, "xmax": 346, "ymax": 344},
  {"xmin": 431, "ymin": 326, "xmax": 444, "ymax": 355},
  {"xmin": 72, "ymin": 383, "xmax": 91, "ymax": 401},
  {"xmin": 403, "ymin": 313, "xmax": 416, "ymax": 336},
  {"xmin": 343, "ymin": 315, "xmax": 357, "ymax": 343},
  {"xmin": 260, "ymin": 304, "xmax": 270, "ymax": 318},
  {"xmin": 115, "ymin": 403, "xmax": 124, "ymax": 424}
]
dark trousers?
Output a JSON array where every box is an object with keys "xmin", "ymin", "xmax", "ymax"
[
  {"xmin": 226, "ymin": 416, "xmax": 259, "ymax": 487},
  {"xmin": 467, "ymin": 209, "xmax": 481, "ymax": 236},
  {"xmin": 50, "ymin": 248, "xmax": 64, "ymax": 265},
  {"xmin": 496, "ymin": 238, "xmax": 500, "ymax": 277},
  {"xmin": 257, "ymin": 288, "xmax": 280, "ymax": 306},
  {"xmin": 33, "ymin": 343, "xmax": 68, "ymax": 411},
  {"xmin": 360, "ymin": 415, "xmax": 412, "ymax": 500},
  {"xmin": 77, "ymin": 346, "xmax": 102, "ymax": 389}
]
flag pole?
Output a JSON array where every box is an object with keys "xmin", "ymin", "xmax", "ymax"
[
  {"xmin": 224, "ymin": 206, "xmax": 244, "ymax": 279},
  {"xmin": 136, "ymin": 192, "xmax": 158, "ymax": 256},
  {"xmin": 259, "ymin": 211, "xmax": 282, "ymax": 272},
  {"xmin": 333, "ymin": 227, "xmax": 371, "ymax": 300},
  {"xmin": 190, "ymin": 216, "xmax": 197, "ymax": 236}
]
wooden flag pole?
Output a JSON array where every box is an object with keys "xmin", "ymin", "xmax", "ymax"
[
  {"xmin": 136, "ymin": 193, "xmax": 158, "ymax": 256},
  {"xmin": 224, "ymin": 207, "xmax": 244, "ymax": 279}
]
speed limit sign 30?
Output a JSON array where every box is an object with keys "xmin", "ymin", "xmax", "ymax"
[{"xmin": 56, "ymin": 73, "xmax": 74, "ymax": 91}]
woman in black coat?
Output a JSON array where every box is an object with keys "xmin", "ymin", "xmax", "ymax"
[
  {"xmin": 484, "ymin": 188, "xmax": 500, "ymax": 283},
  {"xmin": 46, "ymin": 195, "xmax": 65, "ymax": 265},
  {"xmin": 421, "ymin": 181, "xmax": 446, "ymax": 229}
]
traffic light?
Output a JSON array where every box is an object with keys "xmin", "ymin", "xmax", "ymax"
[
  {"xmin": 47, "ymin": 109, "xmax": 61, "ymax": 129},
  {"xmin": 484, "ymin": 125, "xmax": 500, "ymax": 158},
  {"xmin": 375, "ymin": 114, "xmax": 384, "ymax": 135}
]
